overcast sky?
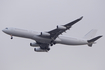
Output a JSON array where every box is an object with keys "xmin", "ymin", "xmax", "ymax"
[{"xmin": 0, "ymin": 0, "xmax": 105, "ymax": 70}]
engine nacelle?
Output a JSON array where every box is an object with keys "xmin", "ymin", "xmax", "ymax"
[
  {"xmin": 30, "ymin": 42, "xmax": 39, "ymax": 47},
  {"xmin": 40, "ymin": 32, "xmax": 50, "ymax": 36},
  {"xmin": 57, "ymin": 25, "xmax": 66, "ymax": 30},
  {"xmin": 34, "ymin": 47, "xmax": 48, "ymax": 52}
]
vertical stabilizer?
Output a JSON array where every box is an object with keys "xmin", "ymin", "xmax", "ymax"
[{"xmin": 83, "ymin": 29, "xmax": 97, "ymax": 40}]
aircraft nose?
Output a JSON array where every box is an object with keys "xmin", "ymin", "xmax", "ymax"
[
  {"xmin": 2, "ymin": 28, "xmax": 9, "ymax": 33},
  {"xmin": 2, "ymin": 28, "xmax": 7, "ymax": 33},
  {"xmin": 2, "ymin": 29, "xmax": 5, "ymax": 32}
]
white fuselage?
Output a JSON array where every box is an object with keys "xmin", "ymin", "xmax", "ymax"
[{"xmin": 2, "ymin": 27, "xmax": 88, "ymax": 46}]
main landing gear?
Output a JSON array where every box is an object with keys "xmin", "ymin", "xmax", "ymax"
[{"xmin": 50, "ymin": 42, "xmax": 56, "ymax": 46}]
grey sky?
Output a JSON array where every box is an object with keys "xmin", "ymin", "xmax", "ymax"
[{"xmin": 0, "ymin": 0, "xmax": 105, "ymax": 70}]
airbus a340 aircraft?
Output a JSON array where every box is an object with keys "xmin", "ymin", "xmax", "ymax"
[{"xmin": 2, "ymin": 16, "xmax": 102, "ymax": 52}]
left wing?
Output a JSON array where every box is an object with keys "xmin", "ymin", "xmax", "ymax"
[{"xmin": 48, "ymin": 16, "xmax": 83, "ymax": 43}]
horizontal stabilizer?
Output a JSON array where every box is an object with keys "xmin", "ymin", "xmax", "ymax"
[
  {"xmin": 87, "ymin": 35, "xmax": 103, "ymax": 47},
  {"xmin": 88, "ymin": 36, "xmax": 102, "ymax": 43}
]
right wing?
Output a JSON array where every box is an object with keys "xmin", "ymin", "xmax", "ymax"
[{"xmin": 48, "ymin": 16, "xmax": 83, "ymax": 41}]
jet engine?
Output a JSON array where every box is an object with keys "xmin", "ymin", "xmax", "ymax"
[
  {"xmin": 57, "ymin": 25, "xmax": 66, "ymax": 30},
  {"xmin": 30, "ymin": 42, "xmax": 39, "ymax": 47},
  {"xmin": 34, "ymin": 47, "xmax": 48, "ymax": 52},
  {"xmin": 40, "ymin": 32, "xmax": 50, "ymax": 36}
]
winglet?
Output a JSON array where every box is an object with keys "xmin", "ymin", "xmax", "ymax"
[{"xmin": 80, "ymin": 16, "xmax": 83, "ymax": 20}]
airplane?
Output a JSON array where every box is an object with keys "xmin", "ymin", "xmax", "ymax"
[{"xmin": 2, "ymin": 16, "xmax": 102, "ymax": 52}]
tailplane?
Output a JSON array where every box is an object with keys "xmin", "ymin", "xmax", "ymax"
[
  {"xmin": 87, "ymin": 36, "xmax": 102, "ymax": 47},
  {"xmin": 84, "ymin": 29, "xmax": 102, "ymax": 47}
]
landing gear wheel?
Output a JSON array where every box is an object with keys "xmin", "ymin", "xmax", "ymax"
[
  {"xmin": 11, "ymin": 36, "xmax": 13, "ymax": 39},
  {"xmin": 51, "ymin": 44, "xmax": 53, "ymax": 46},
  {"xmin": 47, "ymin": 48, "xmax": 50, "ymax": 51}
]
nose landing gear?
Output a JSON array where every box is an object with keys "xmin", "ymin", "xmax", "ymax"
[{"xmin": 10, "ymin": 35, "xmax": 13, "ymax": 39}]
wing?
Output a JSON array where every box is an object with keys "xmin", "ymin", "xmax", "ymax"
[
  {"xmin": 48, "ymin": 16, "xmax": 83, "ymax": 41},
  {"xmin": 34, "ymin": 16, "xmax": 83, "ymax": 52}
]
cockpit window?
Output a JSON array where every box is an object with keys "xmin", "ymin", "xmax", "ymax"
[{"xmin": 6, "ymin": 28, "xmax": 8, "ymax": 29}]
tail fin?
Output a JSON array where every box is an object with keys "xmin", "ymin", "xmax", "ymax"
[
  {"xmin": 84, "ymin": 29, "xmax": 97, "ymax": 40},
  {"xmin": 87, "ymin": 36, "xmax": 103, "ymax": 47}
]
